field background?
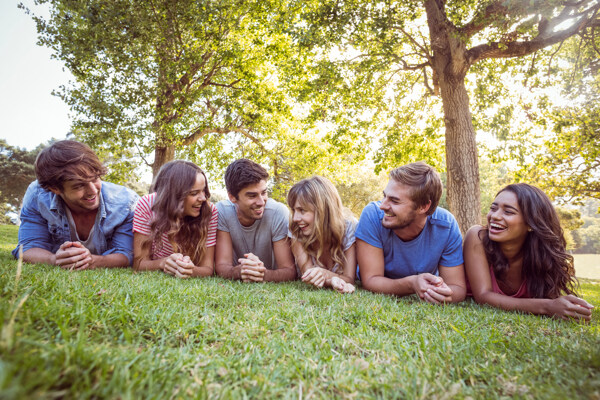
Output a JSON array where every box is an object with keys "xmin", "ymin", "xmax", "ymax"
[{"xmin": 1, "ymin": 225, "xmax": 599, "ymax": 399}]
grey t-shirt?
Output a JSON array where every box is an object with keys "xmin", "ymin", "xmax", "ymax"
[
  {"xmin": 64, "ymin": 196, "xmax": 102, "ymax": 255},
  {"xmin": 216, "ymin": 198, "xmax": 289, "ymax": 270}
]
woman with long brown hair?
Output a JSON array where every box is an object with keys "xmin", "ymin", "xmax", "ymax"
[
  {"xmin": 133, "ymin": 160, "xmax": 217, "ymax": 278},
  {"xmin": 464, "ymin": 183, "xmax": 593, "ymax": 320},
  {"xmin": 287, "ymin": 176, "xmax": 356, "ymax": 293}
]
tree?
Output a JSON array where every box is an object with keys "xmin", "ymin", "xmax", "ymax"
[
  {"xmin": 295, "ymin": 0, "xmax": 600, "ymax": 233},
  {"xmin": 26, "ymin": 0, "xmax": 307, "ymax": 178},
  {"xmin": 0, "ymin": 140, "xmax": 43, "ymax": 211}
]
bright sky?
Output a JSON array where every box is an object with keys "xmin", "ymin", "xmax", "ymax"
[{"xmin": 0, "ymin": 0, "xmax": 71, "ymax": 150}]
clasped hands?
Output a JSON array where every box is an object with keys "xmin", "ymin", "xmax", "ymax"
[
  {"xmin": 54, "ymin": 241, "xmax": 94, "ymax": 271},
  {"xmin": 413, "ymin": 273, "xmax": 453, "ymax": 304},
  {"xmin": 162, "ymin": 253, "xmax": 195, "ymax": 278},
  {"xmin": 239, "ymin": 253, "xmax": 266, "ymax": 282}
]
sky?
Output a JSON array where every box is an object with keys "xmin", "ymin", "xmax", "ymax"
[{"xmin": 0, "ymin": 1, "xmax": 72, "ymax": 150}]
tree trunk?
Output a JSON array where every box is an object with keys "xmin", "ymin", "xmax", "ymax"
[
  {"xmin": 439, "ymin": 76, "xmax": 480, "ymax": 234},
  {"xmin": 425, "ymin": 0, "xmax": 480, "ymax": 234},
  {"xmin": 152, "ymin": 144, "xmax": 175, "ymax": 178}
]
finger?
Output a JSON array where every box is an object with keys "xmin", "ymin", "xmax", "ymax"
[
  {"xmin": 567, "ymin": 295, "xmax": 594, "ymax": 309},
  {"xmin": 423, "ymin": 291, "xmax": 440, "ymax": 305},
  {"xmin": 431, "ymin": 285, "xmax": 453, "ymax": 297},
  {"xmin": 314, "ymin": 275, "xmax": 325, "ymax": 287},
  {"xmin": 344, "ymin": 283, "xmax": 356, "ymax": 293},
  {"xmin": 302, "ymin": 269, "xmax": 318, "ymax": 281},
  {"xmin": 74, "ymin": 263, "xmax": 90, "ymax": 271},
  {"xmin": 427, "ymin": 288, "xmax": 452, "ymax": 303},
  {"xmin": 241, "ymin": 268, "xmax": 264, "ymax": 277}
]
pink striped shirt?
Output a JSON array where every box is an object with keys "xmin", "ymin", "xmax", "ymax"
[{"xmin": 133, "ymin": 193, "xmax": 218, "ymax": 260}]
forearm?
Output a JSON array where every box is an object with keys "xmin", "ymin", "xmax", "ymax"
[
  {"xmin": 476, "ymin": 291, "xmax": 552, "ymax": 315},
  {"xmin": 22, "ymin": 248, "xmax": 56, "ymax": 265},
  {"xmin": 215, "ymin": 263, "xmax": 242, "ymax": 280},
  {"xmin": 263, "ymin": 266, "xmax": 297, "ymax": 282},
  {"xmin": 363, "ymin": 275, "xmax": 416, "ymax": 296},
  {"xmin": 192, "ymin": 265, "xmax": 214, "ymax": 277},
  {"xmin": 134, "ymin": 257, "xmax": 164, "ymax": 272},
  {"xmin": 92, "ymin": 253, "xmax": 130, "ymax": 268},
  {"xmin": 320, "ymin": 269, "xmax": 353, "ymax": 286},
  {"xmin": 447, "ymin": 284, "xmax": 466, "ymax": 303}
]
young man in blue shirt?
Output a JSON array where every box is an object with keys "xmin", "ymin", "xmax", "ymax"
[
  {"xmin": 356, "ymin": 162, "xmax": 466, "ymax": 304},
  {"xmin": 13, "ymin": 140, "xmax": 139, "ymax": 270}
]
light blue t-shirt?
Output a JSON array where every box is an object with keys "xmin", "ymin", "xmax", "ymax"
[{"xmin": 355, "ymin": 201, "xmax": 463, "ymax": 279}]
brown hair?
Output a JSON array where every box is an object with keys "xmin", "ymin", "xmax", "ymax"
[
  {"xmin": 35, "ymin": 140, "xmax": 106, "ymax": 190},
  {"xmin": 224, "ymin": 159, "xmax": 269, "ymax": 199},
  {"xmin": 140, "ymin": 160, "xmax": 212, "ymax": 266},
  {"xmin": 287, "ymin": 176, "xmax": 347, "ymax": 271},
  {"xmin": 481, "ymin": 183, "xmax": 577, "ymax": 298},
  {"xmin": 389, "ymin": 161, "xmax": 442, "ymax": 215}
]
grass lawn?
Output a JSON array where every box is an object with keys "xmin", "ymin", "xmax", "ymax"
[{"xmin": 1, "ymin": 224, "xmax": 599, "ymax": 399}]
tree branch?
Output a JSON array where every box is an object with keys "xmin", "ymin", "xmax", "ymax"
[
  {"xmin": 467, "ymin": 4, "xmax": 600, "ymax": 64},
  {"xmin": 458, "ymin": 1, "xmax": 508, "ymax": 39}
]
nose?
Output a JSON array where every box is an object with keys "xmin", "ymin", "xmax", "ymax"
[
  {"xmin": 380, "ymin": 198, "xmax": 389, "ymax": 210},
  {"xmin": 256, "ymin": 194, "xmax": 266, "ymax": 206},
  {"xmin": 293, "ymin": 211, "xmax": 301, "ymax": 222},
  {"xmin": 198, "ymin": 191, "xmax": 206, "ymax": 202},
  {"xmin": 85, "ymin": 181, "xmax": 98, "ymax": 195}
]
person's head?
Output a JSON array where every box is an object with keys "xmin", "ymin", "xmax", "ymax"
[
  {"xmin": 35, "ymin": 140, "xmax": 107, "ymax": 213},
  {"xmin": 287, "ymin": 176, "xmax": 347, "ymax": 270},
  {"xmin": 482, "ymin": 183, "xmax": 576, "ymax": 298},
  {"xmin": 144, "ymin": 160, "xmax": 212, "ymax": 265},
  {"xmin": 224, "ymin": 159, "xmax": 269, "ymax": 224},
  {"xmin": 151, "ymin": 160, "xmax": 210, "ymax": 219},
  {"xmin": 380, "ymin": 162, "xmax": 442, "ymax": 230}
]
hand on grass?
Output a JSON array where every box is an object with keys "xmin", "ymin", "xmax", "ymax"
[
  {"xmin": 330, "ymin": 276, "xmax": 355, "ymax": 294},
  {"xmin": 302, "ymin": 267, "xmax": 327, "ymax": 288},
  {"xmin": 548, "ymin": 295, "xmax": 594, "ymax": 321},
  {"xmin": 413, "ymin": 273, "xmax": 453, "ymax": 305},
  {"xmin": 55, "ymin": 241, "xmax": 94, "ymax": 271},
  {"xmin": 163, "ymin": 253, "xmax": 194, "ymax": 279},
  {"xmin": 239, "ymin": 253, "xmax": 266, "ymax": 283}
]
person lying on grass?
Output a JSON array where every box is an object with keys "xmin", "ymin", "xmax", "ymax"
[
  {"xmin": 214, "ymin": 159, "xmax": 296, "ymax": 283},
  {"xmin": 356, "ymin": 162, "xmax": 466, "ymax": 304},
  {"xmin": 287, "ymin": 176, "xmax": 356, "ymax": 293},
  {"xmin": 133, "ymin": 160, "xmax": 217, "ymax": 278},
  {"xmin": 13, "ymin": 140, "xmax": 139, "ymax": 270},
  {"xmin": 463, "ymin": 183, "xmax": 593, "ymax": 321}
]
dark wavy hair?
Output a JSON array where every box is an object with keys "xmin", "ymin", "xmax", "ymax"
[
  {"xmin": 224, "ymin": 158, "xmax": 269, "ymax": 199},
  {"xmin": 35, "ymin": 140, "xmax": 107, "ymax": 190},
  {"xmin": 140, "ymin": 160, "xmax": 212, "ymax": 265},
  {"xmin": 481, "ymin": 183, "xmax": 577, "ymax": 298}
]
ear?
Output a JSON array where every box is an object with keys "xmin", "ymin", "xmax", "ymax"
[
  {"xmin": 417, "ymin": 200, "xmax": 432, "ymax": 215},
  {"xmin": 228, "ymin": 192, "xmax": 237, "ymax": 203}
]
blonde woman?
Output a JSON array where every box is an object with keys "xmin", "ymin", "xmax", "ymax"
[{"xmin": 287, "ymin": 176, "xmax": 356, "ymax": 293}]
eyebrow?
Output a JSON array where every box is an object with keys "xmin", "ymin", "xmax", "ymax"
[
  {"xmin": 491, "ymin": 202, "xmax": 519, "ymax": 212},
  {"xmin": 383, "ymin": 191, "xmax": 401, "ymax": 202}
]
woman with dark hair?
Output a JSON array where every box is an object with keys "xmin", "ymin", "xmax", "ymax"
[
  {"xmin": 464, "ymin": 183, "xmax": 593, "ymax": 320},
  {"xmin": 287, "ymin": 176, "xmax": 356, "ymax": 293},
  {"xmin": 133, "ymin": 160, "xmax": 217, "ymax": 278}
]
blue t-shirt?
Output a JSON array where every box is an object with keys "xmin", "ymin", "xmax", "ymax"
[{"xmin": 355, "ymin": 201, "xmax": 463, "ymax": 279}]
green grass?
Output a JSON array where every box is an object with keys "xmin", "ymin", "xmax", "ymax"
[
  {"xmin": 1, "ymin": 224, "xmax": 599, "ymax": 399},
  {"xmin": 574, "ymin": 254, "xmax": 600, "ymax": 280}
]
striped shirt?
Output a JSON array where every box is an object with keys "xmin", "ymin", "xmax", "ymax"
[{"xmin": 133, "ymin": 193, "xmax": 218, "ymax": 260}]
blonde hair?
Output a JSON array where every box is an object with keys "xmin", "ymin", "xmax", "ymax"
[{"xmin": 287, "ymin": 176, "xmax": 347, "ymax": 271}]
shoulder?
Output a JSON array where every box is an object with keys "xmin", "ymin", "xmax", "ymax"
[
  {"xmin": 265, "ymin": 198, "xmax": 289, "ymax": 217},
  {"xmin": 427, "ymin": 207, "xmax": 459, "ymax": 229},
  {"xmin": 21, "ymin": 181, "xmax": 54, "ymax": 209},
  {"xmin": 464, "ymin": 225, "xmax": 486, "ymax": 246},
  {"xmin": 136, "ymin": 193, "xmax": 156, "ymax": 208},
  {"xmin": 215, "ymin": 199, "xmax": 234, "ymax": 213},
  {"xmin": 101, "ymin": 181, "xmax": 139, "ymax": 205},
  {"xmin": 359, "ymin": 201, "xmax": 383, "ymax": 220}
]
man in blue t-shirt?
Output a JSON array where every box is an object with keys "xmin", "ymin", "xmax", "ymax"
[{"xmin": 356, "ymin": 162, "xmax": 466, "ymax": 304}]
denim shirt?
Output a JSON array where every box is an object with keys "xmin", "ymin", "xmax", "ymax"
[{"xmin": 13, "ymin": 180, "xmax": 139, "ymax": 265}]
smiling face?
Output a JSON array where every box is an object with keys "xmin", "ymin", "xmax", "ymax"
[
  {"xmin": 230, "ymin": 180, "xmax": 268, "ymax": 226},
  {"xmin": 183, "ymin": 173, "xmax": 207, "ymax": 218},
  {"xmin": 292, "ymin": 201, "xmax": 316, "ymax": 236},
  {"xmin": 52, "ymin": 176, "xmax": 102, "ymax": 214},
  {"xmin": 379, "ymin": 180, "xmax": 420, "ymax": 231},
  {"xmin": 487, "ymin": 190, "xmax": 530, "ymax": 243}
]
